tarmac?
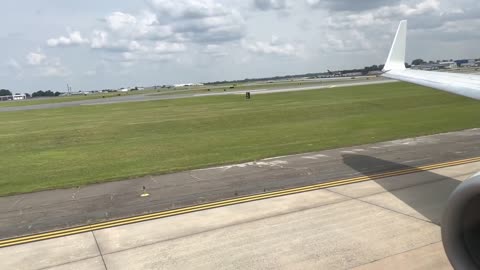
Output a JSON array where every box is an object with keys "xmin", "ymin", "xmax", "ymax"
[{"xmin": 2, "ymin": 155, "xmax": 477, "ymax": 269}]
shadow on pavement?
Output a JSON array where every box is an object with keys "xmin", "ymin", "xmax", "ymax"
[{"xmin": 342, "ymin": 154, "xmax": 460, "ymax": 225}]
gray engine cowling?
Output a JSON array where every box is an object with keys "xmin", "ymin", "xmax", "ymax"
[{"xmin": 442, "ymin": 173, "xmax": 480, "ymax": 270}]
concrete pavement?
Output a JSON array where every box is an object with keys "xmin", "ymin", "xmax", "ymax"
[{"xmin": 3, "ymin": 159, "xmax": 477, "ymax": 269}]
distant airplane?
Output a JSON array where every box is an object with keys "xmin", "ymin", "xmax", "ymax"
[
  {"xmin": 327, "ymin": 69, "xmax": 341, "ymax": 76},
  {"xmin": 382, "ymin": 20, "xmax": 480, "ymax": 270}
]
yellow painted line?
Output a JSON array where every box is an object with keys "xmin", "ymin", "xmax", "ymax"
[{"xmin": 1, "ymin": 156, "xmax": 480, "ymax": 248}]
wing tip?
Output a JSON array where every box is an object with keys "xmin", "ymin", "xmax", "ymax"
[{"xmin": 384, "ymin": 20, "xmax": 407, "ymax": 71}]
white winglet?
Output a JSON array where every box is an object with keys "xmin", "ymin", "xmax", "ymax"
[{"xmin": 383, "ymin": 20, "xmax": 407, "ymax": 71}]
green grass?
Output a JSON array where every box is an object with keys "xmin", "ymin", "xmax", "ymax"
[
  {"xmin": 149, "ymin": 77, "xmax": 376, "ymax": 96},
  {"xmin": 0, "ymin": 82, "xmax": 479, "ymax": 196},
  {"xmin": 0, "ymin": 91, "xmax": 149, "ymax": 107}
]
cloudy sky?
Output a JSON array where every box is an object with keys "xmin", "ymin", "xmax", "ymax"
[{"xmin": 1, "ymin": 0, "xmax": 479, "ymax": 92}]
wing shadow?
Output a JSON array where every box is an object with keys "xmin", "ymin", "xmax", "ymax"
[{"xmin": 342, "ymin": 154, "xmax": 460, "ymax": 225}]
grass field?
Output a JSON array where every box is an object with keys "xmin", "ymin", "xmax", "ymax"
[
  {"xmin": 0, "ymin": 90, "xmax": 164, "ymax": 108},
  {"xmin": 1, "ymin": 82, "xmax": 479, "ymax": 196},
  {"xmin": 0, "ymin": 92, "xmax": 124, "ymax": 107},
  {"xmin": 149, "ymin": 77, "xmax": 377, "ymax": 96},
  {"xmin": 0, "ymin": 77, "xmax": 373, "ymax": 108}
]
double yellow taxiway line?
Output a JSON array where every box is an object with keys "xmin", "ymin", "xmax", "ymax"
[{"xmin": 1, "ymin": 156, "xmax": 480, "ymax": 248}]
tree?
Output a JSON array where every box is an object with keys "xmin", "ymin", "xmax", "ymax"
[
  {"xmin": 411, "ymin": 59, "xmax": 425, "ymax": 66},
  {"xmin": 32, "ymin": 90, "xmax": 45, "ymax": 97},
  {"xmin": 32, "ymin": 90, "xmax": 58, "ymax": 97},
  {"xmin": 0, "ymin": 89, "xmax": 12, "ymax": 96}
]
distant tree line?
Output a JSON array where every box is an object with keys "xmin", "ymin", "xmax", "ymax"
[
  {"xmin": 204, "ymin": 64, "xmax": 399, "ymax": 85},
  {"xmin": 411, "ymin": 58, "xmax": 461, "ymax": 66},
  {"xmin": 32, "ymin": 90, "xmax": 62, "ymax": 97},
  {"xmin": 204, "ymin": 72, "xmax": 331, "ymax": 85},
  {"xmin": 412, "ymin": 59, "xmax": 426, "ymax": 66},
  {"xmin": 0, "ymin": 89, "xmax": 12, "ymax": 96},
  {"xmin": 339, "ymin": 64, "xmax": 385, "ymax": 75},
  {"xmin": 0, "ymin": 89, "xmax": 31, "ymax": 97}
]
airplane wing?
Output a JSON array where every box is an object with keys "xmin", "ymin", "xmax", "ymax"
[
  {"xmin": 381, "ymin": 20, "xmax": 480, "ymax": 100},
  {"xmin": 381, "ymin": 21, "xmax": 480, "ymax": 270}
]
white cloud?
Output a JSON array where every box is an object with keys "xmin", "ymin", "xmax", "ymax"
[
  {"xmin": 148, "ymin": 0, "xmax": 246, "ymax": 43},
  {"xmin": 4, "ymin": 59, "xmax": 24, "ymax": 78},
  {"xmin": 203, "ymin": 44, "xmax": 228, "ymax": 57},
  {"xmin": 122, "ymin": 52, "xmax": 174, "ymax": 62},
  {"xmin": 7, "ymin": 59, "xmax": 22, "ymax": 70},
  {"xmin": 243, "ymin": 36, "xmax": 299, "ymax": 56},
  {"xmin": 91, "ymin": 30, "xmax": 109, "ymax": 49},
  {"xmin": 90, "ymin": 31, "xmax": 145, "ymax": 52},
  {"xmin": 306, "ymin": 0, "xmax": 399, "ymax": 11},
  {"xmin": 109, "ymin": 41, "xmax": 187, "ymax": 63},
  {"xmin": 305, "ymin": 0, "xmax": 320, "ymax": 7},
  {"xmin": 106, "ymin": 12, "xmax": 137, "ymax": 32},
  {"xmin": 377, "ymin": 0, "xmax": 440, "ymax": 17},
  {"xmin": 149, "ymin": 0, "xmax": 229, "ymax": 19},
  {"xmin": 24, "ymin": 51, "xmax": 69, "ymax": 77},
  {"xmin": 63, "ymin": 1, "xmax": 246, "ymax": 65},
  {"xmin": 42, "ymin": 65, "xmax": 68, "ymax": 77},
  {"xmin": 313, "ymin": 0, "xmax": 445, "ymax": 54},
  {"xmin": 41, "ymin": 0, "xmax": 246, "ymax": 68},
  {"xmin": 128, "ymin": 41, "xmax": 149, "ymax": 52},
  {"xmin": 85, "ymin": 70, "xmax": 96, "ymax": 76},
  {"xmin": 326, "ymin": 0, "xmax": 441, "ymax": 30},
  {"xmin": 26, "ymin": 51, "xmax": 47, "ymax": 65},
  {"xmin": 154, "ymin": 42, "xmax": 186, "ymax": 53},
  {"xmin": 104, "ymin": 11, "xmax": 172, "ymax": 40},
  {"xmin": 253, "ymin": 0, "xmax": 288, "ymax": 11},
  {"xmin": 47, "ymin": 31, "xmax": 89, "ymax": 47},
  {"xmin": 319, "ymin": 29, "xmax": 375, "ymax": 53},
  {"xmin": 401, "ymin": 0, "xmax": 440, "ymax": 16}
]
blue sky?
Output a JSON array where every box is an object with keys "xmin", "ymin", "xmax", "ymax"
[{"xmin": 1, "ymin": 0, "xmax": 479, "ymax": 92}]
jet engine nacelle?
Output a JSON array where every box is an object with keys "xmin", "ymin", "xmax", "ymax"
[{"xmin": 442, "ymin": 173, "xmax": 480, "ymax": 270}]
